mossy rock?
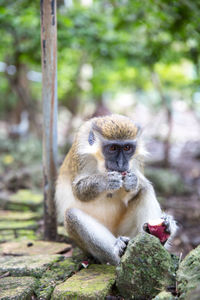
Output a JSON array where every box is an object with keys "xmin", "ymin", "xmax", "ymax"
[
  {"xmin": 145, "ymin": 167, "xmax": 186, "ymax": 196},
  {"xmin": 0, "ymin": 210, "xmax": 41, "ymax": 221},
  {"xmin": 0, "ymin": 220, "xmax": 38, "ymax": 231},
  {"xmin": 0, "ymin": 229, "xmax": 37, "ymax": 243},
  {"xmin": 116, "ymin": 233, "xmax": 176, "ymax": 300},
  {"xmin": 6, "ymin": 189, "xmax": 43, "ymax": 211},
  {"xmin": 0, "ymin": 276, "xmax": 38, "ymax": 300},
  {"xmin": 177, "ymin": 244, "xmax": 200, "ymax": 299},
  {"xmin": 36, "ymin": 258, "xmax": 79, "ymax": 299},
  {"xmin": 185, "ymin": 284, "xmax": 200, "ymax": 300},
  {"xmin": 0, "ymin": 255, "xmax": 62, "ymax": 278},
  {"xmin": 153, "ymin": 291, "xmax": 175, "ymax": 299},
  {"xmin": 52, "ymin": 264, "xmax": 116, "ymax": 300}
]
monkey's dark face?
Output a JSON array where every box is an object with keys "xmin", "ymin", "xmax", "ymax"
[{"xmin": 102, "ymin": 141, "xmax": 136, "ymax": 172}]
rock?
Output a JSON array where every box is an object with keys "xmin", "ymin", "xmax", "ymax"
[
  {"xmin": 185, "ymin": 284, "xmax": 200, "ymax": 300},
  {"xmin": 36, "ymin": 258, "xmax": 79, "ymax": 299},
  {"xmin": 177, "ymin": 244, "xmax": 200, "ymax": 299},
  {"xmin": 36, "ymin": 257, "xmax": 79, "ymax": 299},
  {"xmin": 116, "ymin": 233, "xmax": 176, "ymax": 300},
  {"xmin": 0, "ymin": 229, "xmax": 37, "ymax": 243},
  {"xmin": 0, "ymin": 276, "xmax": 37, "ymax": 300},
  {"xmin": 4, "ymin": 189, "xmax": 43, "ymax": 211},
  {"xmin": 153, "ymin": 291, "xmax": 175, "ymax": 299},
  {"xmin": 0, "ymin": 220, "xmax": 38, "ymax": 231},
  {"xmin": 0, "ymin": 255, "xmax": 62, "ymax": 277},
  {"xmin": 145, "ymin": 167, "xmax": 186, "ymax": 196},
  {"xmin": 0, "ymin": 240, "xmax": 71, "ymax": 256},
  {"xmin": 0, "ymin": 210, "xmax": 41, "ymax": 221},
  {"xmin": 52, "ymin": 264, "xmax": 116, "ymax": 300}
]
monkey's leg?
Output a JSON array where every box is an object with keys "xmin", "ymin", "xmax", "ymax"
[{"xmin": 65, "ymin": 208, "xmax": 129, "ymax": 266}]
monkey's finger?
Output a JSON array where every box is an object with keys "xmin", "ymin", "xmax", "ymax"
[
  {"xmin": 119, "ymin": 236, "xmax": 130, "ymax": 245},
  {"xmin": 162, "ymin": 220, "xmax": 171, "ymax": 234},
  {"xmin": 114, "ymin": 236, "xmax": 129, "ymax": 257},
  {"xmin": 143, "ymin": 222, "xmax": 150, "ymax": 233}
]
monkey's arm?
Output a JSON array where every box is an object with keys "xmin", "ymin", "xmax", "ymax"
[
  {"xmin": 72, "ymin": 171, "xmax": 123, "ymax": 201},
  {"xmin": 65, "ymin": 208, "xmax": 129, "ymax": 265}
]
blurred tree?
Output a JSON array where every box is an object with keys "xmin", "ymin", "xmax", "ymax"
[
  {"xmin": 0, "ymin": 0, "xmax": 41, "ymax": 132},
  {"xmin": 0, "ymin": 0, "xmax": 199, "ymax": 122}
]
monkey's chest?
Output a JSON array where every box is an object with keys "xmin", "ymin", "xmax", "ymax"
[{"xmin": 77, "ymin": 191, "xmax": 127, "ymax": 235}]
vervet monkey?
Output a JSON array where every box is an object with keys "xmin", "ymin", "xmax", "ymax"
[{"xmin": 56, "ymin": 114, "xmax": 176, "ymax": 265}]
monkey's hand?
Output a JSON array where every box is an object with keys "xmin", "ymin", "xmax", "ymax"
[
  {"xmin": 106, "ymin": 171, "xmax": 123, "ymax": 191},
  {"xmin": 122, "ymin": 171, "xmax": 138, "ymax": 192},
  {"xmin": 73, "ymin": 172, "xmax": 123, "ymax": 201},
  {"xmin": 114, "ymin": 236, "xmax": 130, "ymax": 257},
  {"xmin": 143, "ymin": 214, "xmax": 177, "ymax": 246}
]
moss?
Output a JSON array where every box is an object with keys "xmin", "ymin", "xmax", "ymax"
[
  {"xmin": 0, "ymin": 220, "xmax": 38, "ymax": 230},
  {"xmin": 72, "ymin": 247, "xmax": 89, "ymax": 264},
  {"xmin": 177, "ymin": 244, "xmax": 200, "ymax": 299},
  {"xmin": 7, "ymin": 189, "xmax": 43, "ymax": 211},
  {"xmin": 0, "ymin": 230, "xmax": 37, "ymax": 243},
  {"xmin": 185, "ymin": 284, "xmax": 200, "ymax": 300},
  {"xmin": 153, "ymin": 291, "xmax": 175, "ymax": 299},
  {"xmin": 36, "ymin": 258, "xmax": 79, "ymax": 299},
  {"xmin": 0, "ymin": 210, "xmax": 41, "ymax": 221},
  {"xmin": 116, "ymin": 233, "xmax": 176, "ymax": 299},
  {"xmin": 0, "ymin": 255, "xmax": 62, "ymax": 278},
  {"xmin": 0, "ymin": 276, "xmax": 38, "ymax": 300},
  {"xmin": 52, "ymin": 264, "xmax": 116, "ymax": 300},
  {"xmin": 10, "ymin": 189, "xmax": 42, "ymax": 205}
]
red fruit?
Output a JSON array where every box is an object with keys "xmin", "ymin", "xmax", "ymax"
[
  {"xmin": 121, "ymin": 171, "xmax": 127, "ymax": 176},
  {"xmin": 147, "ymin": 218, "xmax": 170, "ymax": 244}
]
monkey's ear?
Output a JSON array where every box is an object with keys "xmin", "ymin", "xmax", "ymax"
[{"xmin": 88, "ymin": 130, "xmax": 96, "ymax": 145}]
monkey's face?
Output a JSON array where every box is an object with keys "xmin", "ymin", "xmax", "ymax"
[{"xmin": 102, "ymin": 141, "xmax": 136, "ymax": 172}]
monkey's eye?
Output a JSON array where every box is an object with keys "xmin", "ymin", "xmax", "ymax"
[
  {"xmin": 109, "ymin": 145, "xmax": 117, "ymax": 151},
  {"xmin": 123, "ymin": 145, "xmax": 131, "ymax": 151}
]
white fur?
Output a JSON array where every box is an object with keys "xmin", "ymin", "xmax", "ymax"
[
  {"xmin": 56, "ymin": 171, "xmax": 163, "ymax": 240},
  {"xmin": 55, "ymin": 116, "xmax": 176, "ymax": 244}
]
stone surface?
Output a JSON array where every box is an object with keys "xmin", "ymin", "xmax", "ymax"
[
  {"xmin": 36, "ymin": 258, "xmax": 79, "ymax": 299},
  {"xmin": 52, "ymin": 264, "xmax": 116, "ymax": 300},
  {"xmin": 153, "ymin": 291, "xmax": 175, "ymax": 300},
  {"xmin": 0, "ymin": 240, "xmax": 71, "ymax": 256},
  {"xmin": 116, "ymin": 233, "xmax": 176, "ymax": 300},
  {"xmin": 0, "ymin": 255, "xmax": 62, "ymax": 277},
  {"xmin": 0, "ymin": 210, "xmax": 40, "ymax": 221},
  {"xmin": 0, "ymin": 220, "xmax": 38, "ymax": 231},
  {"xmin": 5, "ymin": 189, "xmax": 42, "ymax": 211},
  {"xmin": 185, "ymin": 284, "xmax": 200, "ymax": 300},
  {"xmin": 0, "ymin": 229, "xmax": 37, "ymax": 243},
  {"xmin": 177, "ymin": 244, "xmax": 200, "ymax": 299},
  {"xmin": 0, "ymin": 276, "xmax": 37, "ymax": 300}
]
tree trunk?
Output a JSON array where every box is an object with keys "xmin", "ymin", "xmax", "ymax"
[{"xmin": 40, "ymin": 0, "xmax": 57, "ymax": 240}]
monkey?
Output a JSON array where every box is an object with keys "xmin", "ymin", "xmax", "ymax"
[{"xmin": 55, "ymin": 114, "xmax": 177, "ymax": 266}]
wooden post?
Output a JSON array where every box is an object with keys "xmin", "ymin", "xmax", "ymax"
[{"xmin": 40, "ymin": 0, "xmax": 57, "ymax": 240}]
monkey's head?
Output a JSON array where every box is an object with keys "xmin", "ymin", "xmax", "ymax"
[{"xmin": 77, "ymin": 114, "xmax": 145, "ymax": 173}]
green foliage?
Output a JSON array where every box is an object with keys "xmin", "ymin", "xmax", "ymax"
[{"xmin": 0, "ymin": 0, "xmax": 200, "ymax": 114}]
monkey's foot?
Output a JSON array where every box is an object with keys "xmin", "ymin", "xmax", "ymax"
[
  {"xmin": 114, "ymin": 236, "xmax": 130, "ymax": 257},
  {"xmin": 143, "ymin": 218, "xmax": 170, "ymax": 245}
]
